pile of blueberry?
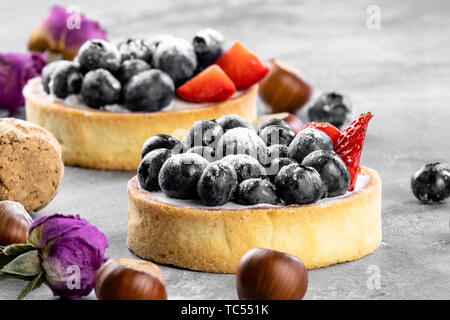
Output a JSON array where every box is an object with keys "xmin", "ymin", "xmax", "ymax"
[
  {"xmin": 41, "ymin": 28, "xmax": 225, "ymax": 112},
  {"xmin": 137, "ymin": 114, "xmax": 351, "ymax": 207}
]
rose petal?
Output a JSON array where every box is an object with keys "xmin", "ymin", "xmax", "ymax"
[
  {"xmin": 0, "ymin": 52, "xmax": 47, "ymax": 115},
  {"xmin": 28, "ymin": 5, "xmax": 107, "ymax": 60}
]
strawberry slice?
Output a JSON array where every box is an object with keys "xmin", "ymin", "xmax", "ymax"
[
  {"xmin": 215, "ymin": 41, "xmax": 269, "ymax": 90},
  {"xmin": 304, "ymin": 122, "xmax": 341, "ymax": 146},
  {"xmin": 335, "ymin": 112, "xmax": 373, "ymax": 191},
  {"xmin": 177, "ymin": 65, "xmax": 236, "ymax": 103}
]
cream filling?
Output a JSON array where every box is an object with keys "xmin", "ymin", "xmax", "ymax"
[
  {"xmin": 24, "ymin": 78, "xmax": 243, "ymax": 113},
  {"xmin": 149, "ymin": 174, "xmax": 371, "ymax": 210}
]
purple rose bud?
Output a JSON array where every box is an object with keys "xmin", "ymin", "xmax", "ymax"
[
  {"xmin": 28, "ymin": 5, "xmax": 107, "ymax": 60},
  {"xmin": 0, "ymin": 52, "xmax": 46, "ymax": 115},
  {"xmin": 28, "ymin": 214, "xmax": 108, "ymax": 300}
]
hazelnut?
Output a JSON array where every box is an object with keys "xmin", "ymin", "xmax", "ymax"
[
  {"xmin": 236, "ymin": 248, "xmax": 308, "ymax": 300},
  {"xmin": 95, "ymin": 258, "xmax": 167, "ymax": 300},
  {"xmin": 0, "ymin": 201, "xmax": 32, "ymax": 245},
  {"xmin": 259, "ymin": 59, "xmax": 312, "ymax": 113}
]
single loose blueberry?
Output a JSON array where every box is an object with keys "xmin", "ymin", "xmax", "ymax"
[
  {"xmin": 197, "ymin": 160, "xmax": 238, "ymax": 206},
  {"xmin": 41, "ymin": 61, "xmax": 68, "ymax": 94},
  {"xmin": 302, "ymin": 150, "xmax": 350, "ymax": 197},
  {"xmin": 182, "ymin": 120, "xmax": 223, "ymax": 149},
  {"xmin": 116, "ymin": 38, "xmax": 155, "ymax": 63},
  {"xmin": 259, "ymin": 125, "xmax": 295, "ymax": 147},
  {"xmin": 137, "ymin": 148, "xmax": 172, "ymax": 191},
  {"xmin": 141, "ymin": 134, "xmax": 183, "ymax": 159},
  {"xmin": 256, "ymin": 118, "xmax": 295, "ymax": 136},
  {"xmin": 307, "ymin": 92, "xmax": 352, "ymax": 129},
  {"xmin": 216, "ymin": 127, "xmax": 267, "ymax": 163},
  {"xmin": 158, "ymin": 153, "xmax": 209, "ymax": 199},
  {"xmin": 411, "ymin": 163, "xmax": 450, "ymax": 204},
  {"xmin": 193, "ymin": 28, "xmax": 224, "ymax": 70},
  {"xmin": 81, "ymin": 69, "xmax": 121, "ymax": 108},
  {"xmin": 152, "ymin": 38, "xmax": 198, "ymax": 86},
  {"xmin": 275, "ymin": 163, "xmax": 324, "ymax": 205},
  {"xmin": 49, "ymin": 61, "xmax": 83, "ymax": 99},
  {"xmin": 222, "ymin": 154, "xmax": 266, "ymax": 182},
  {"xmin": 288, "ymin": 128, "xmax": 333, "ymax": 163},
  {"xmin": 235, "ymin": 178, "xmax": 280, "ymax": 205},
  {"xmin": 186, "ymin": 146, "xmax": 216, "ymax": 162},
  {"xmin": 266, "ymin": 157, "xmax": 297, "ymax": 182},
  {"xmin": 77, "ymin": 39, "xmax": 121, "ymax": 73},
  {"xmin": 117, "ymin": 59, "xmax": 151, "ymax": 85},
  {"xmin": 216, "ymin": 114, "xmax": 255, "ymax": 132},
  {"xmin": 124, "ymin": 69, "xmax": 174, "ymax": 112}
]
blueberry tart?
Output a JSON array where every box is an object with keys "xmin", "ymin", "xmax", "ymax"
[{"xmin": 127, "ymin": 113, "xmax": 382, "ymax": 273}]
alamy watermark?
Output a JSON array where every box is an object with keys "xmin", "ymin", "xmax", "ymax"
[
  {"xmin": 66, "ymin": 5, "xmax": 81, "ymax": 30},
  {"xmin": 366, "ymin": 5, "xmax": 381, "ymax": 30}
]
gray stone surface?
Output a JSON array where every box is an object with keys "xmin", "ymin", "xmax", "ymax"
[{"xmin": 1, "ymin": 0, "xmax": 450, "ymax": 300}]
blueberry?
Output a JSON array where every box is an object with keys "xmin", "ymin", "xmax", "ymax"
[
  {"xmin": 124, "ymin": 69, "xmax": 174, "ymax": 112},
  {"xmin": 266, "ymin": 157, "xmax": 297, "ymax": 182},
  {"xmin": 81, "ymin": 69, "xmax": 121, "ymax": 108},
  {"xmin": 301, "ymin": 150, "xmax": 350, "ymax": 197},
  {"xmin": 235, "ymin": 178, "xmax": 280, "ymax": 205},
  {"xmin": 197, "ymin": 160, "xmax": 238, "ymax": 206},
  {"xmin": 182, "ymin": 120, "xmax": 224, "ymax": 149},
  {"xmin": 259, "ymin": 125, "xmax": 295, "ymax": 147},
  {"xmin": 411, "ymin": 163, "xmax": 450, "ymax": 204},
  {"xmin": 261, "ymin": 144, "xmax": 289, "ymax": 167},
  {"xmin": 288, "ymin": 128, "xmax": 333, "ymax": 163},
  {"xmin": 138, "ymin": 148, "xmax": 172, "ymax": 191},
  {"xmin": 116, "ymin": 38, "xmax": 155, "ymax": 63},
  {"xmin": 307, "ymin": 92, "xmax": 352, "ymax": 129},
  {"xmin": 216, "ymin": 114, "xmax": 254, "ymax": 132},
  {"xmin": 49, "ymin": 61, "xmax": 83, "ymax": 99},
  {"xmin": 222, "ymin": 154, "xmax": 266, "ymax": 182},
  {"xmin": 186, "ymin": 146, "xmax": 215, "ymax": 162},
  {"xmin": 141, "ymin": 134, "xmax": 183, "ymax": 159},
  {"xmin": 117, "ymin": 59, "xmax": 151, "ymax": 85},
  {"xmin": 216, "ymin": 128, "xmax": 267, "ymax": 162},
  {"xmin": 152, "ymin": 38, "xmax": 197, "ymax": 86},
  {"xmin": 159, "ymin": 153, "xmax": 209, "ymax": 199},
  {"xmin": 193, "ymin": 28, "xmax": 224, "ymax": 70},
  {"xmin": 275, "ymin": 163, "xmax": 324, "ymax": 205},
  {"xmin": 256, "ymin": 118, "xmax": 295, "ymax": 136},
  {"xmin": 41, "ymin": 61, "xmax": 67, "ymax": 94},
  {"xmin": 77, "ymin": 39, "xmax": 121, "ymax": 73}
]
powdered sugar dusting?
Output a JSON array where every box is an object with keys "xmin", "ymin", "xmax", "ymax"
[{"xmin": 149, "ymin": 174, "xmax": 371, "ymax": 210}]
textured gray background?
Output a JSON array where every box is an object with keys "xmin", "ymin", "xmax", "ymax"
[{"xmin": 1, "ymin": 0, "xmax": 450, "ymax": 300}]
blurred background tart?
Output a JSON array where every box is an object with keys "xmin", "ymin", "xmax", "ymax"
[{"xmin": 24, "ymin": 29, "xmax": 268, "ymax": 170}]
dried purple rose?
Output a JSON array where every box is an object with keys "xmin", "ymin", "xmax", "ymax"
[
  {"xmin": 0, "ymin": 214, "xmax": 108, "ymax": 300},
  {"xmin": 28, "ymin": 5, "xmax": 107, "ymax": 60},
  {"xmin": 0, "ymin": 52, "xmax": 47, "ymax": 115}
]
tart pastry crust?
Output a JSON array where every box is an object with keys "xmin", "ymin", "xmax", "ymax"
[
  {"xmin": 24, "ymin": 78, "xmax": 257, "ymax": 170},
  {"xmin": 127, "ymin": 166, "xmax": 382, "ymax": 273}
]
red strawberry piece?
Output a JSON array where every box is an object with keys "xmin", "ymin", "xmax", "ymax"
[
  {"xmin": 304, "ymin": 122, "xmax": 341, "ymax": 146},
  {"xmin": 176, "ymin": 65, "xmax": 236, "ymax": 103},
  {"xmin": 335, "ymin": 112, "xmax": 373, "ymax": 191},
  {"xmin": 215, "ymin": 41, "xmax": 269, "ymax": 90}
]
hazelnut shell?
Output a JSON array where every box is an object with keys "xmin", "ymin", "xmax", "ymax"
[
  {"xmin": 0, "ymin": 201, "xmax": 32, "ymax": 245},
  {"xmin": 236, "ymin": 248, "xmax": 308, "ymax": 300},
  {"xmin": 95, "ymin": 258, "xmax": 167, "ymax": 300},
  {"xmin": 259, "ymin": 59, "xmax": 312, "ymax": 113}
]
